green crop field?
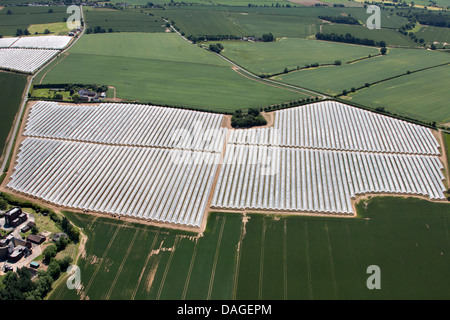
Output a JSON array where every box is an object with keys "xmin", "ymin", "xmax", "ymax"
[
  {"xmin": 346, "ymin": 64, "xmax": 450, "ymax": 124},
  {"xmin": 38, "ymin": 33, "xmax": 310, "ymax": 113},
  {"xmin": 220, "ymin": 38, "xmax": 380, "ymax": 75},
  {"xmin": 0, "ymin": 6, "xmax": 68, "ymax": 36},
  {"xmin": 158, "ymin": 8, "xmax": 249, "ymax": 37},
  {"xmin": 83, "ymin": 8, "xmax": 166, "ymax": 33},
  {"xmin": 274, "ymin": 47, "xmax": 450, "ymax": 96},
  {"xmin": 0, "ymin": 72, "xmax": 27, "ymax": 162},
  {"xmin": 321, "ymin": 24, "xmax": 420, "ymax": 48},
  {"xmin": 414, "ymin": 25, "xmax": 450, "ymax": 48},
  {"xmin": 48, "ymin": 196, "xmax": 450, "ymax": 300},
  {"xmin": 157, "ymin": 6, "xmax": 337, "ymax": 39}
]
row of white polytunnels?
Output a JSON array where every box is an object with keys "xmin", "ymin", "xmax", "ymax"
[
  {"xmin": 0, "ymin": 35, "xmax": 72, "ymax": 49},
  {"xmin": 0, "ymin": 48, "xmax": 59, "ymax": 73},
  {"xmin": 211, "ymin": 145, "xmax": 446, "ymax": 214},
  {"xmin": 6, "ymin": 101, "xmax": 448, "ymax": 228},
  {"xmin": 24, "ymin": 101, "xmax": 226, "ymax": 152},
  {"xmin": 229, "ymin": 101, "xmax": 440, "ymax": 155},
  {"xmin": 8, "ymin": 138, "xmax": 220, "ymax": 228}
]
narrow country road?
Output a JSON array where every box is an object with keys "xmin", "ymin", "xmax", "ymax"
[
  {"xmin": 0, "ymin": 5, "xmax": 86, "ymax": 174},
  {"xmin": 166, "ymin": 19, "xmax": 329, "ymax": 100}
]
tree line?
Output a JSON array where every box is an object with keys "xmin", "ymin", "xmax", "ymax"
[
  {"xmin": 318, "ymin": 15, "xmax": 361, "ymax": 25},
  {"xmin": 315, "ymin": 32, "xmax": 387, "ymax": 48}
]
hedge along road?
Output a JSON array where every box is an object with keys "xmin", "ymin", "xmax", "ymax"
[
  {"xmin": 165, "ymin": 19, "xmax": 330, "ymax": 100},
  {"xmin": 0, "ymin": 5, "xmax": 86, "ymax": 174}
]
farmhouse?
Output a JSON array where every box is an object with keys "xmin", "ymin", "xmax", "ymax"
[
  {"xmin": 78, "ymin": 89, "xmax": 99, "ymax": 101},
  {"xmin": 27, "ymin": 234, "xmax": 46, "ymax": 245}
]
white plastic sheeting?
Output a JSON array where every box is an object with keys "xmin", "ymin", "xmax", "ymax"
[
  {"xmin": 24, "ymin": 102, "xmax": 226, "ymax": 152},
  {"xmin": 0, "ymin": 48, "xmax": 59, "ymax": 73},
  {"xmin": 0, "ymin": 37, "xmax": 19, "ymax": 48},
  {"xmin": 211, "ymin": 145, "xmax": 446, "ymax": 214},
  {"xmin": 8, "ymin": 138, "xmax": 220, "ymax": 228},
  {"xmin": 11, "ymin": 35, "xmax": 72, "ymax": 49},
  {"xmin": 229, "ymin": 101, "xmax": 440, "ymax": 155}
]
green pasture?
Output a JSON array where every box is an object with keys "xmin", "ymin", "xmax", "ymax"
[
  {"xmin": 0, "ymin": 72, "xmax": 27, "ymax": 162},
  {"xmin": 48, "ymin": 196, "xmax": 450, "ymax": 300},
  {"xmin": 38, "ymin": 33, "xmax": 309, "ymax": 112},
  {"xmin": 83, "ymin": 7, "xmax": 166, "ymax": 33},
  {"xmin": 0, "ymin": 6, "xmax": 68, "ymax": 36},
  {"xmin": 220, "ymin": 37, "xmax": 380, "ymax": 75},
  {"xmin": 414, "ymin": 25, "xmax": 450, "ymax": 47},
  {"xmin": 321, "ymin": 24, "xmax": 420, "ymax": 48},
  {"xmin": 274, "ymin": 47, "xmax": 450, "ymax": 96},
  {"xmin": 346, "ymin": 64, "xmax": 450, "ymax": 124}
]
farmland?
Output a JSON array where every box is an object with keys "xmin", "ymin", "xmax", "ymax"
[
  {"xmin": 0, "ymin": 72, "xmax": 27, "ymax": 161},
  {"xmin": 347, "ymin": 64, "xmax": 450, "ymax": 124},
  {"xmin": 48, "ymin": 196, "xmax": 450, "ymax": 300},
  {"xmin": 83, "ymin": 7, "xmax": 166, "ymax": 33},
  {"xmin": 38, "ymin": 33, "xmax": 310, "ymax": 112},
  {"xmin": 0, "ymin": 6, "xmax": 68, "ymax": 36},
  {"xmin": 321, "ymin": 24, "xmax": 419, "ymax": 48},
  {"xmin": 273, "ymin": 47, "xmax": 450, "ymax": 123},
  {"xmin": 219, "ymin": 38, "xmax": 380, "ymax": 75}
]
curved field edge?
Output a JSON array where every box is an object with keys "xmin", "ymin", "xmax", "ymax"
[
  {"xmin": 48, "ymin": 196, "xmax": 450, "ymax": 300},
  {"xmin": 37, "ymin": 33, "xmax": 310, "ymax": 113}
]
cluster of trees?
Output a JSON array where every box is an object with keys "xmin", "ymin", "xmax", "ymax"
[
  {"xmin": 16, "ymin": 29, "xmax": 30, "ymax": 36},
  {"xmin": 262, "ymin": 33, "xmax": 274, "ymax": 42},
  {"xmin": 231, "ymin": 108, "xmax": 267, "ymax": 128},
  {"xmin": 187, "ymin": 34, "xmax": 240, "ymax": 43},
  {"xmin": 318, "ymin": 15, "xmax": 360, "ymax": 25},
  {"xmin": 413, "ymin": 12, "xmax": 450, "ymax": 28},
  {"xmin": 208, "ymin": 43, "xmax": 223, "ymax": 54},
  {"xmin": 316, "ymin": 32, "xmax": 387, "ymax": 48},
  {"xmin": 0, "ymin": 256, "xmax": 73, "ymax": 300},
  {"xmin": 85, "ymin": 26, "xmax": 114, "ymax": 34},
  {"xmin": 262, "ymin": 97, "xmax": 321, "ymax": 112}
]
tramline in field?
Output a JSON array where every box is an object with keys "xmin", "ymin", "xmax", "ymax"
[{"xmin": 6, "ymin": 100, "xmax": 448, "ymax": 227}]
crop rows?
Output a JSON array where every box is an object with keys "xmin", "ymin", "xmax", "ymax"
[
  {"xmin": 25, "ymin": 102, "xmax": 226, "ymax": 152},
  {"xmin": 211, "ymin": 145, "xmax": 446, "ymax": 214},
  {"xmin": 10, "ymin": 35, "xmax": 72, "ymax": 49},
  {"xmin": 0, "ymin": 37, "xmax": 19, "ymax": 48},
  {"xmin": 0, "ymin": 48, "xmax": 59, "ymax": 73},
  {"xmin": 229, "ymin": 101, "xmax": 439, "ymax": 155},
  {"xmin": 8, "ymin": 138, "xmax": 220, "ymax": 227}
]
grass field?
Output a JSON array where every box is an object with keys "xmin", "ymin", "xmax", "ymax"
[
  {"xmin": 414, "ymin": 25, "xmax": 450, "ymax": 47},
  {"xmin": 220, "ymin": 38, "xmax": 380, "ymax": 75},
  {"xmin": 346, "ymin": 64, "xmax": 450, "ymax": 124},
  {"xmin": 321, "ymin": 24, "xmax": 419, "ymax": 48},
  {"xmin": 274, "ymin": 47, "xmax": 450, "ymax": 95},
  {"xmin": 83, "ymin": 8, "xmax": 166, "ymax": 33},
  {"xmin": 48, "ymin": 196, "xmax": 450, "ymax": 300},
  {"xmin": 38, "ymin": 32, "xmax": 310, "ymax": 113},
  {"xmin": 28, "ymin": 22, "xmax": 70, "ymax": 36},
  {"xmin": 0, "ymin": 6, "xmax": 68, "ymax": 36},
  {"xmin": 0, "ymin": 72, "xmax": 27, "ymax": 162}
]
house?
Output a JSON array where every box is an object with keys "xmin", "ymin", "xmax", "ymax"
[
  {"xmin": 4, "ymin": 207, "xmax": 27, "ymax": 228},
  {"xmin": 78, "ymin": 89, "xmax": 98, "ymax": 102},
  {"xmin": 27, "ymin": 234, "xmax": 46, "ymax": 245},
  {"xmin": 29, "ymin": 261, "xmax": 40, "ymax": 269}
]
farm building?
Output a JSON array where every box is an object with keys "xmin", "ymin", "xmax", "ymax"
[{"xmin": 4, "ymin": 207, "xmax": 27, "ymax": 228}]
